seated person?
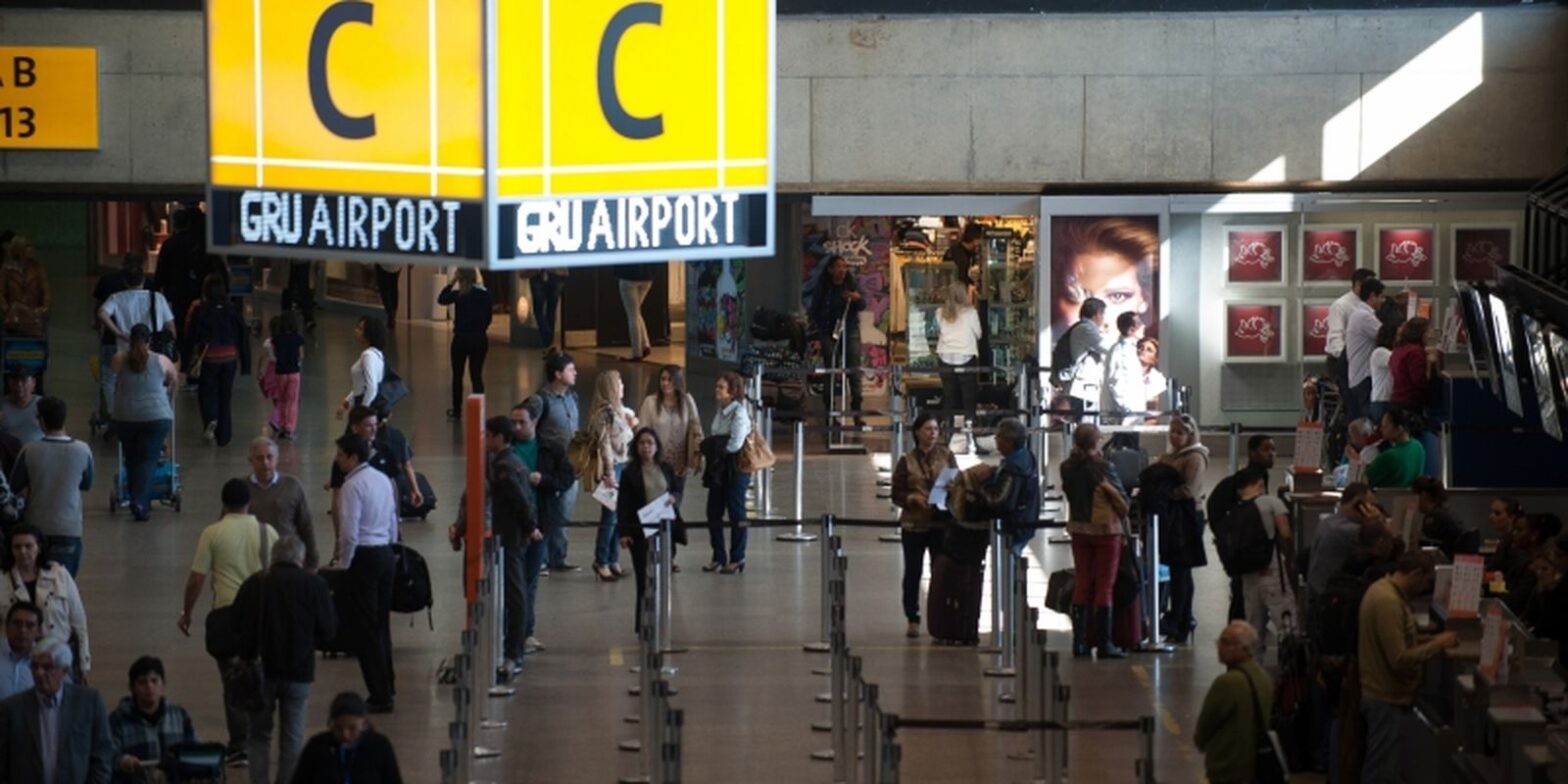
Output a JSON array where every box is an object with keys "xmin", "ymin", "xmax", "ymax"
[
  {"xmin": 1501, "ymin": 513, "xmax": 1562, "ymax": 614},
  {"xmin": 1413, "ymin": 476, "xmax": 1475, "ymax": 559},
  {"xmin": 107, "ymin": 656, "xmax": 196, "ymax": 783},
  {"xmin": 1484, "ymin": 496, "xmax": 1527, "ymax": 572},
  {"xmin": 1364, "ymin": 408, "xmax": 1424, "ymax": 489},
  {"xmin": 1521, "ymin": 536, "xmax": 1568, "ymax": 666}
]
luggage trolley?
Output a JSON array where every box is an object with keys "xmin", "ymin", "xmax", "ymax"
[{"xmin": 110, "ymin": 406, "xmax": 183, "ymax": 514}]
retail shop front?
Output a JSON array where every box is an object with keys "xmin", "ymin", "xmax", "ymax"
[{"xmin": 771, "ymin": 191, "xmax": 1525, "ymax": 432}]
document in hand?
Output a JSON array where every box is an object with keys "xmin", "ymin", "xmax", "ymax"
[
  {"xmin": 928, "ymin": 467, "xmax": 960, "ymax": 510},
  {"xmin": 592, "ymin": 480, "xmax": 618, "ymax": 510},
  {"xmin": 638, "ymin": 492, "xmax": 677, "ymax": 525}
]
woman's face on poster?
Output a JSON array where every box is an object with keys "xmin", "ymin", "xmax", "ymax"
[{"xmin": 1055, "ymin": 251, "xmax": 1149, "ymax": 334}]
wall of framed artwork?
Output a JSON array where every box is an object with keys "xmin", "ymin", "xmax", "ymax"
[
  {"xmin": 1375, "ymin": 224, "xmax": 1438, "ymax": 284},
  {"xmin": 1450, "ymin": 224, "xmax": 1516, "ymax": 282},
  {"xmin": 1224, "ymin": 299, "xmax": 1288, "ymax": 363},
  {"xmin": 1300, "ymin": 299, "xmax": 1334, "ymax": 358},
  {"xmin": 1224, "ymin": 225, "xmax": 1288, "ymax": 286},
  {"xmin": 1299, "ymin": 225, "xmax": 1362, "ymax": 286}
]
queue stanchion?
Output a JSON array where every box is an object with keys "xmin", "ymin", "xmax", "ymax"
[
  {"xmin": 1440, "ymin": 420, "xmax": 1453, "ymax": 489},
  {"xmin": 656, "ymin": 518, "xmax": 685, "ymax": 655},
  {"xmin": 814, "ymin": 547, "xmax": 845, "ymax": 701},
  {"xmin": 485, "ymin": 540, "xmax": 515, "ymax": 700},
  {"xmin": 777, "ymin": 420, "xmax": 818, "ymax": 542},
  {"xmin": 861, "ymin": 682, "xmax": 881, "ymax": 784},
  {"xmin": 879, "ymin": 418, "xmax": 905, "ymax": 542},
  {"xmin": 1228, "ymin": 421, "xmax": 1241, "ymax": 473},
  {"xmin": 1136, "ymin": 716, "xmax": 1156, "ymax": 784},
  {"xmin": 467, "ymin": 599, "xmax": 503, "ymax": 758},
  {"xmin": 1005, "ymin": 608, "xmax": 1040, "ymax": 747},
  {"xmin": 982, "ymin": 519, "xmax": 1006, "ymax": 654},
  {"xmin": 985, "ymin": 550, "xmax": 1021, "ymax": 680},
  {"xmin": 804, "ymin": 515, "xmax": 836, "ymax": 652},
  {"xmin": 762, "ymin": 405, "xmax": 776, "ymax": 518},
  {"xmin": 811, "ymin": 570, "xmax": 848, "ymax": 769},
  {"xmin": 1137, "ymin": 513, "xmax": 1175, "ymax": 654}
]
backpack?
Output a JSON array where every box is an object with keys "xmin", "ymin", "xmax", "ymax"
[
  {"xmin": 1213, "ymin": 500, "xmax": 1275, "ymax": 577},
  {"xmin": 1050, "ymin": 321, "xmax": 1087, "ymax": 387},
  {"xmin": 1315, "ymin": 573, "xmax": 1370, "ymax": 657},
  {"xmin": 390, "ymin": 543, "xmax": 434, "ymax": 628}
]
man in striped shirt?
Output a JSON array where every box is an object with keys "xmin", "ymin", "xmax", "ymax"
[{"xmin": 333, "ymin": 434, "xmax": 399, "ymax": 714}]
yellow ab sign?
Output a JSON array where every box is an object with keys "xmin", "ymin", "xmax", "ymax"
[
  {"xmin": 207, "ymin": 0, "xmax": 775, "ymax": 267},
  {"xmin": 0, "ymin": 47, "xmax": 99, "ymax": 150}
]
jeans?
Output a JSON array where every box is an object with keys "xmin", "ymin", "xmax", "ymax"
[
  {"xmin": 821, "ymin": 331, "xmax": 864, "ymax": 416},
  {"xmin": 449, "ymin": 332, "xmax": 489, "ymax": 413},
  {"xmin": 618, "ymin": 279, "xmax": 653, "ymax": 356},
  {"xmin": 97, "ymin": 344, "xmax": 117, "ymax": 420},
  {"xmin": 706, "ymin": 472, "xmax": 751, "ymax": 565},
  {"xmin": 1242, "ymin": 567, "xmax": 1293, "ymax": 651},
  {"xmin": 197, "ymin": 359, "xmax": 238, "ymax": 446},
  {"xmin": 282, "ymin": 262, "xmax": 315, "ymax": 323},
  {"xmin": 1417, "ymin": 427, "xmax": 1440, "ymax": 478},
  {"xmin": 523, "ymin": 536, "xmax": 546, "ymax": 638},
  {"xmin": 247, "ymin": 678, "xmax": 311, "ymax": 784},
  {"xmin": 900, "ymin": 528, "xmax": 942, "ymax": 623},
  {"xmin": 529, "ymin": 275, "xmax": 564, "ymax": 348},
  {"xmin": 43, "ymin": 536, "xmax": 81, "ymax": 578},
  {"xmin": 502, "ymin": 540, "xmax": 528, "ymax": 660},
  {"xmin": 346, "ymin": 545, "xmax": 396, "ymax": 704},
  {"xmin": 213, "ymin": 656, "xmax": 249, "ymax": 752},
  {"xmin": 1360, "ymin": 696, "xmax": 1413, "ymax": 783},
  {"xmin": 1369, "ymin": 400, "xmax": 1388, "ymax": 427},
  {"xmin": 115, "ymin": 418, "xmax": 171, "ymax": 513},
  {"xmin": 548, "ymin": 481, "xmax": 578, "ymax": 567},
  {"xmin": 272, "ymin": 372, "xmax": 300, "ymax": 433},
  {"xmin": 374, "ymin": 265, "xmax": 400, "ymax": 324},
  {"xmin": 595, "ymin": 463, "xmax": 626, "ymax": 569},
  {"xmin": 1069, "ymin": 533, "xmax": 1122, "ymax": 609},
  {"xmin": 938, "ymin": 357, "xmax": 979, "ymax": 426}
]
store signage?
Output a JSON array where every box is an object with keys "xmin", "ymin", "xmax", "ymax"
[
  {"xmin": 206, "ymin": 0, "xmax": 775, "ymax": 268},
  {"xmin": 0, "ymin": 47, "xmax": 99, "ymax": 150}
]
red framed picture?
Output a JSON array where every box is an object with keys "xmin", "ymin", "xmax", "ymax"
[
  {"xmin": 1299, "ymin": 226, "xmax": 1360, "ymax": 285},
  {"xmin": 1376, "ymin": 226, "xmax": 1436, "ymax": 283},
  {"xmin": 1225, "ymin": 226, "xmax": 1287, "ymax": 285},
  {"xmin": 1451, "ymin": 225, "xmax": 1512, "ymax": 282},
  {"xmin": 1301, "ymin": 301, "xmax": 1333, "ymax": 358},
  {"xmin": 1225, "ymin": 301, "xmax": 1287, "ymax": 362}
]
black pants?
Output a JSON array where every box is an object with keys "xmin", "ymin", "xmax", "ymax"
[
  {"xmin": 346, "ymin": 545, "xmax": 396, "ymax": 705},
  {"xmin": 450, "ymin": 332, "xmax": 489, "ymax": 413},
  {"xmin": 939, "ymin": 358, "xmax": 980, "ymax": 425},
  {"xmin": 198, "ymin": 360, "xmax": 238, "ymax": 446},
  {"xmin": 502, "ymin": 539, "xmax": 527, "ymax": 661},
  {"xmin": 901, "ymin": 528, "xmax": 943, "ymax": 623},
  {"xmin": 282, "ymin": 262, "xmax": 316, "ymax": 323},
  {"xmin": 1166, "ymin": 566, "xmax": 1196, "ymax": 642},
  {"xmin": 375, "ymin": 266, "xmax": 400, "ymax": 324}
]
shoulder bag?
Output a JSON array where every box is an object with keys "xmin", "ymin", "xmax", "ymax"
[
  {"xmin": 368, "ymin": 349, "xmax": 409, "ymax": 414},
  {"xmin": 1241, "ymin": 667, "xmax": 1289, "ymax": 784},
  {"xmin": 221, "ymin": 518, "xmax": 271, "ymax": 713},
  {"xmin": 737, "ymin": 406, "xmax": 775, "ymax": 473},
  {"xmin": 148, "ymin": 290, "xmax": 179, "ymax": 362}
]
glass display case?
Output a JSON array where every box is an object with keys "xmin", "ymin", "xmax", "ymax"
[
  {"xmin": 980, "ymin": 227, "xmax": 1037, "ymax": 373},
  {"xmin": 900, "ymin": 258, "xmax": 959, "ymax": 370}
]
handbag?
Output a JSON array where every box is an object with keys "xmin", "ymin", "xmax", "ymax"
[
  {"xmin": 369, "ymin": 351, "xmax": 409, "ymax": 414},
  {"xmin": 1241, "ymin": 667, "xmax": 1290, "ymax": 784},
  {"xmin": 737, "ymin": 428, "xmax": 775, "ymax": 473},
  {"xmin": 147, "ymin": 290, "xmax": 179, "ymax": 362}
]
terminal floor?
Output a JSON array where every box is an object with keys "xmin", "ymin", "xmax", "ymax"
[{"xmin": 39, "ymin": 277, "xmax": 1301, "ymax": 783}]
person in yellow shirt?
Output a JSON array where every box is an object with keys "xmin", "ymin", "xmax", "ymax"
[
  {"xmin": 176, "ymin": 478, "xmax": 280, "ymax": 767},
  {"xmin": 1357, "ymin": 550, "xmax": 1458, "ymax": 783}
]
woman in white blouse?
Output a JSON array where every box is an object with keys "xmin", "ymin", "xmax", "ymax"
[
  {"xmin": 0, "ymin": 525, "xmax": 89, "ymax": 676},
  {"xmin": 702, "ymin": 371, "xmax": 752, "ymax": 574},
  {"xmin": 935, "ymin": 282, "xmax": 983, "ymax": 450},
  {"xmin": 337, "ymin": 316, "xmax": 388, "ymax": 420},
  {"xmin": 638, "ymin": 365, "xmax": 704, "ymax": 477}
]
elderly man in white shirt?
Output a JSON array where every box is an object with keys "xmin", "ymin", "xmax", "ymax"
[
  {"xmin": 1324, "ymin": 269, "xmax": 1375, "ymax": 397},
  {"xmin": 332, "ymin": 433, "xmax": 399, "ymax": 714},
  {"xmin": 1344, "ymin": 278, "xmax": 1389, "ymax": 422}
]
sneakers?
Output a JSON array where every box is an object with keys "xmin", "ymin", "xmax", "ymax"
[
  {"xmin": 524, "ymin": 636, "xmax": 544, "ymax": 654},
  {"xmin": 203, "ymin": 421, "xmax": 217, "ymax": 444},
  {"xmin": 539, "ymin": 567, "xmax": 550, "ymax": 577},
  {"xmin": 224, "ymin": 749, "xmax": 247, "ymax": 767},
  {"xmin": 551, "ymin": 563, "xmax": 582, "ymax": 572}
]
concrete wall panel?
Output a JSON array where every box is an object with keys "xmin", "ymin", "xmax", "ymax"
[
  {"xmin": 779, "ymin": 18, "xmax": 973, "ymax": 78},
  {"xmin": 970, "ymin": 76, "xmax": 1084, "ymax": 184},
  {"xmin": 1084, "ymin": 75, "xmax": 1213, "ymax": 182},
  {"xmin": 777, "ymin": 77, "xmax": 812, "ymax": 184},
  {"xmin": 1211, "ymin": 15, "xmax": 1342, "ymax": 76},
  {"xmin": 1211, "ymin": 74, "xmax": 1361, "ymax": 181},
  {"xmin": 974, "ymin": 16, "xmax": 1216, "ymax": 77},
  {"xmin": 130, "ymin": 74, "xmax": 206, "ymax": 183},
  {"xmin": 810, "ymin": 77, "xmax": 972, "ymax": 185}
]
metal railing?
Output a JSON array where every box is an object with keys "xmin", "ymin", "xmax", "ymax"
[
  {"xmin": 618, "ymin": 521, "xmax": 684, "ymax": 784},
  {"xmin": 439, "ymin": 537, "xmax": 513, "ymax": 784}
]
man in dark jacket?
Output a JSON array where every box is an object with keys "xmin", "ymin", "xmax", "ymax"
[
  {"xmin": 232, "ymin": 535, "xmax": 338, "ymax": 784},
  {"xmin": 973, "ymin": 418, "xmax": 1041, "ymax": 557},
  {"xmin": 448, "ymin": 417, "xmax": 538, "ymax": 675},
  {"xmin": 1206, "ymin": 434, "xmax": 1277, "ymax": 621},
  {"xmin": 512, "ymin": 399, "xmax": 573, "ymax": 654}
]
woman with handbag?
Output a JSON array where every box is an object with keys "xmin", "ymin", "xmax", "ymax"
[
  {"xmin": 701, "ymin": 371, "xmax": 752, "ymax": 574},
  {"xmin": 638, "ymin": 365, "xmax": 704, "ymax": 477},
  {"xmin": 338, "ymin": 317, "xmax": 388, "ymax": 420},
  {"xmin": 890, "ymin": 413, "xmax": 957, "ymax": 638},
  {"xmin": 0, "ymin": 524, "xmax": 90, "ymax": 678},
  {"xmin": 1159, "ymin": 413, "xmax": 1210, "ymax": 644},
  {"xmin": 188, "ymin": 274, "xmax": 250, "ymax": 447},
  {"xmin": 588, "ymin": 370, "xmax": 636, "ymax": 582},
  {"xmin": 112, "ymin": 324, "xmax": 178, "ymax": 522},
  {"xmin": 618, "ymin": 428, "xmax": 688, "ymax": 633},
  {"xmin": 1060, "ymin": 423, "xmax": 1130, "ymax": 659}
]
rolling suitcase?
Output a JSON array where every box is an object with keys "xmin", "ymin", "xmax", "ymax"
[
  {"xmin": 926, "ymin": 553, "xmax": 984, "ymax": 645},
  {"xmin": 398, "ymin": 471, "xmax": 438, "ymax": 520}
]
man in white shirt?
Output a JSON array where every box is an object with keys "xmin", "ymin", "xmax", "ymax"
[
  {"xmin": 1344, "ymin": 278, "xmax": 1387, "ymax": 423},
  {"xmin": 332, "ymin": 433, "xmax": 399, "ymax": 713},
  {"xmin": 96, "ymin": 262, "xmax": 175, "ymax": 355},
  {"xmin": 1325, "ymin": 269, "xmax": 1376, "ymax": 399}
]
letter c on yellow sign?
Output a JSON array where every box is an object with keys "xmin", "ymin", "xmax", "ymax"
[
  {"xmin": 309, "ymin": 1, "xmax": 376, "ymax": 140},
  {"xmin": 597, "ymin": 2, "xmax": 663, "ymax": 141}
]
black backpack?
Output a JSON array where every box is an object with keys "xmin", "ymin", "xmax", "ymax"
[
  {"xmin": 1213, "ymin": 500, "xmax": 1276, "ymax": 577},
  {"xmin": 1050, "ymin": 321, "xmax": 1087, "ymax": 386},
  {"xmin": 390, "ymin": 543, "xmax": 434, "ymax": 627},
  {"xmin": 1314, "ymin": 573, "xmax": 1370, "ymax": 656}
]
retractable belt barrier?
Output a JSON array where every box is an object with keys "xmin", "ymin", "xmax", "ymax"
[
  {"xmin": 619, "ymin": 521, "xmax": 684, "ymax": 784},
  {"xmin": 440, "ymin": 537, "xmax": 512, "ymax": 784}
]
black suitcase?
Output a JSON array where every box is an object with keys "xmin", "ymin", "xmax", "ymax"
[
  {"xmin": 398, "ymin": 471, "xmax": 438, "ymax": 520},
  {"xmin": 317, "ymin": 568, "xmax": 357, "ymax": 657},
  {"xmin": 926, "ymin": 553, "xmax": 984, "ymax": 645}
]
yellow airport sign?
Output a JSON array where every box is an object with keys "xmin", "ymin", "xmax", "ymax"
[
  {"xmin": 0, "ymin": 47, "xmax": 99, "ymax": 150},
  {"xmin": 207, "ymin": 0, "xmax": 775, "ymax": 267}
]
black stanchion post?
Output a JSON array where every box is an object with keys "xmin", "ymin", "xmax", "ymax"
[
  {"xmin": 804, "ymin": 515, "xmax": 835, "ymax": 652},
  {"xmin": 1228, "ymin": 421, "xmax": 1241, "ymax": 473},
  {"xmin": 1137, "ymin": 715, "xmax": 1156, "ymax": 784},
  {"xmin": 862, "ymin": 682, "xmax": 880, "ymax": 784},
  {"xmin": 847, "ymin": 655, "xmax": 864, "ymax": 784},
  {"xmin": 1440, "ymin": 420, "xmax": 1452, "ymax": 488}
]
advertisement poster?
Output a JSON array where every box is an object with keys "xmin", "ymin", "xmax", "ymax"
[
  {"xmin": 1225, "ymin": 227, "xmax": 1286, "ymax": 285},
  {"xmin": 1300, "ymin": 227, "xmax": 1359, "ymax": 284},
  {"xmin": 1452, "ymin": 226, "xmax": 1511, "ymax": 282},
  {"xmin": 689, "ymin": 259, "xmax": 746, "ymax": 361},
  {"xmin": 1377, "ymin": 226, "xmax": 1436, "ymax": 283},
  {"xmin": 1225, "ymin": 301, "xmax": 1285, "ymax": 362},
  {"xmin": 1301, "ymin": 301, "xmax": 1332, "ymax": 357},
  {"xmin": 1049, "ymin": 216, "xmax": 1160, "ymax": 342},
  {"xmin": 801, "ymin": 216, "xmax": 893, "ymax": 393}
]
